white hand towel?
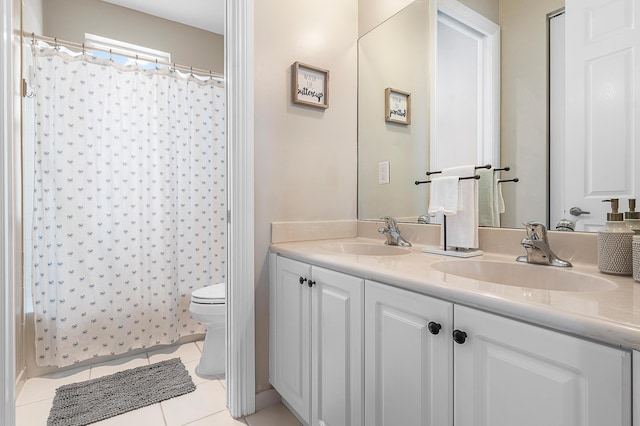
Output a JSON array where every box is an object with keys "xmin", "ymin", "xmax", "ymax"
[
  {"xmin": 478, "ymin": 168, "xmax": 501, "ymax": 227},
  {"xmin": 442, "ymin": 165, "xmax": 479, "ymax": 248},
  {"xmin": 496, "ymin": 179, "xmax": 505, "ymax": 214},
  {"xmin": 428, "ymin": 176, "xmax": 460, "ymax": 215}
]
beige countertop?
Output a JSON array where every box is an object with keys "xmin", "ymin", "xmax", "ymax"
[{"xmin": 270, "ymin": 236, "xmax": 640, "ymax": 351}]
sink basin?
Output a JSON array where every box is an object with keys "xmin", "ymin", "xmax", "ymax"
[
  {"xmin": 321, "ymin": 242, "xmax": 411, "ymax": 256},
  {"xmin": 431, "ymin": 260, "xmax": 617, "ymax": 292}
]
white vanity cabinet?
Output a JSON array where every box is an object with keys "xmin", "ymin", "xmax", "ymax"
[
  {"xmin": 270, "ymin": 253, "xmax": 632, "ymax": 426},
  {"xmin": 364, "ymin": 280, "xmax": 453, "ymax": 426},
  {"xmin": 364, "ymin": 280, "xmax": 632, "ymax": 426},
  {"xmin": 454, "ymin": 305, "xmax": 631, "ymax": 426},
  {"xmin": 269, "ymin": 254, "xmax": 363, "ymax": 426}
]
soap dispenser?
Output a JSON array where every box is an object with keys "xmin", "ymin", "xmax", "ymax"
[
  {"xmin": 598, "ymin": 199, "xmax": 633, "ymax": 275},
  {"xmin": 624, "ymin": 199, "xmax": 640, "ymax": 234}
]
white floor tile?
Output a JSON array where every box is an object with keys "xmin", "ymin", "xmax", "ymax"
[
  {"xmin": 91, "ymin": 403, "xmax": 166, "ymax": 426},
  {"xmin": 183, "ymin": 359, "xmax": 211, "ymax": 385},
  {"xmin": 16, "ymin": 366, "xmax": 91, "ymax": 406},
  {"xmin": 245, "ymin": 403, "xmax": 302, "ymax": 426},
  {"xmin": 148, "ymin": 341, "xmax": 202, "ymax": 364},
  {"xmin": 161, "ymin": 380, "xmax": 227, "ymax": 426},
  {"xmin": 15, "ymin": 398, "xmax": 54, "ymax": 426},
  {"xmin": 184, "ymin": 408, "xmax": 247, "ymax": 425},
  {"xmin": 89, "ymin": 353, "xmax": 150, "ymax": 379}
]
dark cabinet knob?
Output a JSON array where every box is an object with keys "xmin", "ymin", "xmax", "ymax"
[
  {"xmin": 308, "ymin": 280, "xmax": 316, "ymax": 288},
  {"xmin": 452, "ymin": 329, "xmax": 467, "ymax": 344},
  {"xmin": 428, "ymin": 321, "xmax": 442, "ymax": 335},
  {"xmin": 299, "ymin": 276, "xmax": 307, "ymax": 285}
]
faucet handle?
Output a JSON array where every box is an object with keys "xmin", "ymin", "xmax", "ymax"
[
  {"xmin": 381, "ymin": 216, "xmax": 398, "ymax": 231},
  {"xmin": 522, "ymin": 222, "xmax": 548, "ymax": 241}
]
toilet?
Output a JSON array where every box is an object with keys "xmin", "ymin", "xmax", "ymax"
[{"xmin": 189, "ymin": 283, "xmax": 226, "ymax": 377}]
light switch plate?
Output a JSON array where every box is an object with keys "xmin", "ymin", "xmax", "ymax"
[{"xmin": 378, "ymin": 161, "xmax": 390, "ymax": 184}]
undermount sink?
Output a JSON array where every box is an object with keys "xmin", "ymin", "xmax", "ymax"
[
  {"xmin": 431, "ymin": 260, "xmax": 617, "ymax": 292},
  {"xmin": 321, "ymin": 242, "xmax": 411, "ymax": 256}
]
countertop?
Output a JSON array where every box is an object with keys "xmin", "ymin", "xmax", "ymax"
[{"xmin": 270, "ymin": 237, "xmax": 640, "ymax": 351}]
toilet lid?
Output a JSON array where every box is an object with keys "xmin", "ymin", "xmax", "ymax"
[{"xmin": 191, "ymin": 283, "xmax": 226, "ymax": 304}]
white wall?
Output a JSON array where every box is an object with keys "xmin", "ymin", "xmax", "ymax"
[
  {"xmin": 43, "ymin": 0, "xmax": 223, "ymax": 73},
  {"xmin": 22, "ymin": 0, "xmax": 42, "ymax": 33},
  {"xmin": 500, "ymin": 0, "xmax": 564, "ymax": 227},
  {"xmin": 459, "ymin": 0, "xmax": 498, "ymax": 23},
  {"xmin": 359, "ymin": 0, "xmax": 413, "ymax": 37},
  {"xmin": 358, "ymin": 0, "xmax": 429, "ymax": 221},
  {"xmin": 254, "ymin": 0, "xmax": 358, "ymax": 393}
]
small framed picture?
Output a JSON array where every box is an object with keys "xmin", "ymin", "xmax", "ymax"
[
  {"xmin": 385, "ymin": 88, "xmax": 411, "ymax": 125},
  {"xmin": 292, "ymin": 62, "xmax": 329, "ymax": 109}
]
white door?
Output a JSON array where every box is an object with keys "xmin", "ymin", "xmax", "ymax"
[
  {"xmin": 434, "ymin": 14, "xmax": 481, "ymax": 170},
  {"xmin": 269, "ymin": 255, "xmax": 312, "ymax": 423},
  {"xmin": 430, "ymin": 0, "xmax": 500, "ymax": 173},
  {"xmin": 564, "ymin": 0, "xmax": 640, "ymax": 231},
  {"xmin": 364, "ymin": 280, "xmax": 453, "ymax": 426},
  {"xmin": 311, "ymin": 267, "xmax": 363, "ymax": 426},
  {"xmin": 454, "ymin": 305, "xmax": 631, "ymax": 426}
]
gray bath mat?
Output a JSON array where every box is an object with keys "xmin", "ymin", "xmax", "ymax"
[{"xmin": 47, "ymin": 357, "xmax": 196, "ymax": 426}]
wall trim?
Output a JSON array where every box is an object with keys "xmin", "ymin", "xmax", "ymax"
[
  {"xmin": 0, "ymin": 0, "xmax": 16, "ymax": 423},
  {"xmin": 225, "ymin": 0, "xmax": 256, "ymax": 418}
]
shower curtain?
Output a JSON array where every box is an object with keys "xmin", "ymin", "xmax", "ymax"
[{"xmin": 29, "ymin": 42, "xmax": 226, "ymax": 367}]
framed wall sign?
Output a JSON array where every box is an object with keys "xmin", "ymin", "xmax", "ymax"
[
  {"xmin": 292, "ymin": 62, "xmax": 329, "ymax": 109},
  {"xmin": 385, "ymin": 88, "xmax": 411, "ymax": 124}
]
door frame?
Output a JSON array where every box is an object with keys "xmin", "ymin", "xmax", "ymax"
[
  {"xmin": 225, "ymin": 0, "xmax": 256, "ymax": 417},
  {"xmin": 1, "ymin": 0, "xmax": 17, "ymax": 424},
  {"xmin": 548, "ymin": 9, "xmax": 565, "ymax": 231}
]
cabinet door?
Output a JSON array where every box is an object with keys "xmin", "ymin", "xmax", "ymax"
[
  {"xmin": 454, "ymin": 305, "xmax": 632, "ymax": 426},
  {"xmin": 364, "ymin": 280, "xmax": 453, "ymax": 426},
  {"xmin": 269, "ymin": 255, "xmax": 312, "ymax": 423},
  {"xmin": 311, "ymin": 267, "xmax": 363, "ymax": 426}
]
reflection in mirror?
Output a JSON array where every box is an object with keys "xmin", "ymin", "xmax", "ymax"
[
  {"xmin": 358, "ymin": 0, "xmax": 429, "ymax": 222},
  {"xmin": 358, "ymin": 0, "xmax": 568, "ymax": 229}
]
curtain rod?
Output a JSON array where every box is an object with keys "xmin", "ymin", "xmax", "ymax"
[{"xmin": 24, "ymin": 32, "xmax": 224, "ymax": 81}]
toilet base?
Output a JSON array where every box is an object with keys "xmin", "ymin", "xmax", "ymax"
[{"xmin": 196, "ymin": 323, "xmax": 225, "ymax": 378}]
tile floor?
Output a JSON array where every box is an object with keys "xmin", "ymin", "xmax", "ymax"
[{"xmin": 16, "ymin": 340, "xmax": 301, "ymax": 426}]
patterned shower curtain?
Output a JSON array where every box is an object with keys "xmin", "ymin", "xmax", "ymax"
[{"xmin": 30, "ymin": 42, "xmax": 226, "ymax": 367}]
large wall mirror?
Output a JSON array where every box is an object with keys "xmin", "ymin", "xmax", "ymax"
[{"xmin": 358, "ymin": 0, "xmax": 640, "ymax": 232}]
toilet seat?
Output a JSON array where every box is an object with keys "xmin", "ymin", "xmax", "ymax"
[{"xmin": 191, "ymin": 283, "xmax": 225, "ymax": 304}]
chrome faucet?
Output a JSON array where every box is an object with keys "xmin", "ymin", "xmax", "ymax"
[
  {"xmin": 516, "ymin": 222, "xmax": 572, "ymax": 267},
  {"xmin": 378, "ymin": 216, "xmax": 412, "ymax": 247}
]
